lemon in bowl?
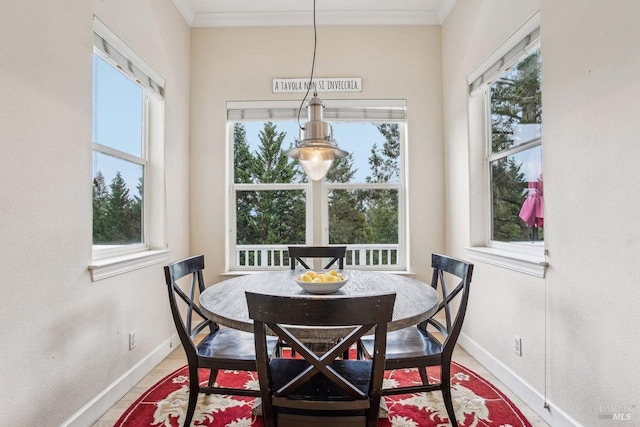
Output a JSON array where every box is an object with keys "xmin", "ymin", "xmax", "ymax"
[{"xmin": 293, "ymin": 270, "xmax": 349, "ymax": 294}]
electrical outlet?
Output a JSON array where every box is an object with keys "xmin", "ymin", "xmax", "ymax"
[
  {"xmin": 513, "ymin": 335, "xmax": 522, "ymax": 356},
  {"xmin": 129, "ymin": 331, "xmax": 136, "ymax": 350}
]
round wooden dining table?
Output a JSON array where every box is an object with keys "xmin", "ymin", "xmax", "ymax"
[{"xmin": 199, "ymin": 269, "xmax": 439, "ymax": 343}]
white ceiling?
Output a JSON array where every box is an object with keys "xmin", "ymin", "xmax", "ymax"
[{"xmin": 172, "ymin": 0, "xmax": 457, "ymax": 27}]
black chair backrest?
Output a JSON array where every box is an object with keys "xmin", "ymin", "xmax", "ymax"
[
  {"xmin": 247, "ymin": 291, "xmax": 396, "ymax": 421},
  {"xmin": 164, "ymin": 255, "xmax": 217, "ymax": 364},
  {"xmin": 425, "ymin": 253, "xmax": 473, "ymax": 356},
  {"xmin": 288, "ymin": 245, "xmax": 347, "ymax": 270}
]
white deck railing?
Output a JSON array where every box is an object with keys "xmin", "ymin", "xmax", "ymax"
[{"xmin": 235, "ymin": 244, "xmax": 400, "ymax": 269}]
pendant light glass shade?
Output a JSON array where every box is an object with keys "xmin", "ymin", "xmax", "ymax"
[{"xmin": 285, "ymin": 96, "xmax": 348, "ymax": 181}]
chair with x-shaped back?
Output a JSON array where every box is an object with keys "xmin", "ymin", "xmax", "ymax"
[
  {"xmin": 359, "ymin": 253, "xmax": 474, "ymax": 427},
  {"xmin": 288, "ymin": 245, "xmax": 347, "ymax": 270},
  {"xmin": 286, "ymin": 245, "xmax": 349, "ymax": 358},
  {"xmin": 247, "ymin": 291, "xmax": 396, "ymax": 427},
  {"xmin": 164, "ymin": 255, "xmax": 278, "ymax": 427}
]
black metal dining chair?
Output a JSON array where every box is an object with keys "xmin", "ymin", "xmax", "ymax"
[
  {"xmin": 247, "ymin": 291, "xmax": 396, "ymax": 427},
  {"xmin": 288, "ymin": 245, "xmax": 347, "ymax": 270},
  {"xmin": 359, "ymin": 253, "xmax": 474, "ymax": 427},
  {"xmin": 164, "ymin": 255, "xmax": 278, "ymax": 427}
]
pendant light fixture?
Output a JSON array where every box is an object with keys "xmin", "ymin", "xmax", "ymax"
[{"xmin": 284, "ymin": 0, "xmax": 348, "ymax": 181}]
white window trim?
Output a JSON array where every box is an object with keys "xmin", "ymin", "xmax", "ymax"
[
  {"xmin": 90, "ymin": 17, "xmax": 167, "ymax": 281},
  {"xmin": 89, "ymin": 249, "xmax": 169, "ymax": 281},
  {"xmin": 466, "ymin": 12, "xmax": 546, "ymax": 277},
  {"xmin": 466, "ymin": 246, "xmax": 546, "ymax": 278}
]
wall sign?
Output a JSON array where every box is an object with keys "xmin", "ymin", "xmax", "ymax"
[{"xmin": 273, "ymin": 78, "xmax": 362, "ymax": 93}]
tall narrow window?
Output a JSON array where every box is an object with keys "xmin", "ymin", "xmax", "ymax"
[
  {"xmin": 466, "ymin": 14, "xmax": 545, "ymax": 277},
  {"xmin": 91, "ymin": 17, "xmax": 166, "ymax": 271}
]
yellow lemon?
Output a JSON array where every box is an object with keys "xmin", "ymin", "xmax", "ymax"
[
  {"xmin": 311, "ymin": 277, "xmax": 322, "ymax": 283},
  {"xmin": 328, "ymin": 269, "xmax": 339, "ymax": 276},
  {"xmin": 307, "ymin": 271, "xmax": 318, "ymax": 279}
]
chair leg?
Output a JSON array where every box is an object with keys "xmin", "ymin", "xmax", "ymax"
[
  {"xmin": 441, "ymin": 364, "xmax": 458, "ymax": 427},
  {"xmin": 356, "ymin": 339, "xmax": 365, "ymax": 359},
  {"xmin": 186, "ymin": 372, "xmax": 199, "ymax": 427},
  {"xmin": 205, "ymin": 369, "xmax": 218, "ymax": 395},
  {"xmin": 368, "ymin": 394, "xmax": 382, "ymax": 427},
  {"xmin": 261, "ymin": 395, "xmax": 276, "ymax": 427},
  {"xmin": 419, "ymin": 367, "xmax": 429, "ymax": 385}
]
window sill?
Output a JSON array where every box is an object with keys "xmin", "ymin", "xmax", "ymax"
[
  {"xmin": 89, "ymin": 249, "xmax": 169, "ymax": 281},
  {"xmin": 465, "ymin": 246, "xmax": 547, "ymax": 278}
]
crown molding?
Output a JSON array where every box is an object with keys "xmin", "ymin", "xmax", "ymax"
[
  {"xmin": 191, "ymin": 10, "xmax": 442, "ymax": 27},
  {"xmin": 438, "ymin": 0, "xmax": 457, "ymax": 23},
  {"xmin": 172, "ymin": 0, "xmax": 195, "ymax": 26}
]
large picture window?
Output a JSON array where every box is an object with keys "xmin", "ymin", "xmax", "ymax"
[{"xmin": 228, "ymin": 101, "xmax": 406, "ymax": 270}]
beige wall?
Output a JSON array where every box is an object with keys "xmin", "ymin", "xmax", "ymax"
[
  {"xmin": 443, "ymin": 0, "xmax": 640, "ymax": 424},
  {"xmin": 541, "ymin": 0, "xmax": 640, "ymax": 421},
  {"xmin": 0, "ymin": 1, "xmax": 190, "ymax": 425},
  {"xmin": 190, "ymin": 25, "xmax": 445, "ymax": 283}
]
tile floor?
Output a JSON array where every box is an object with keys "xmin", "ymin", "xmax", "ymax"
[{"xmin": 93, "ymin": 343, "xmax": 549, "ymax": 426}]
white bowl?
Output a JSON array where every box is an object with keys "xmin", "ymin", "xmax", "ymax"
[{"xmin": 293, "ymin": 273, "xmax": 349, "ymax": 294}]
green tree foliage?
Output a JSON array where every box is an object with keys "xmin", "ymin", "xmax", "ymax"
[
  {"xmin": 92, "ymin": 171, "xmax": 109, "ymax": 242},
  {"xmin": 234, "ymin": 123, "xmax": 258, "ymax": 244},
  {"xmin": 362, "ymin": 123, "xmax": 400, "ymax": 247},
  {"xmin": 131, "ymin": 177, "xmax": 143, "ymax": 239},
  {"xmin": 327, "ymin": 153, "xmax": 368, "ymax": 244},
  {"xmin": 234, "ymin": 123, "xmax": 253, "ymax": 184},
  {"xmin": 234, "ymin": 122, "xmax": 305, "ymax": 246},
  {"xmin": 92, "ymin": 171, "xmax": 142, "ymax": 244},
  {"xmin": 367, "ymin": 124, "xmax": 400, "ymax": 183},
  {"xmin": 490, "ymin": 51, "xmax": 542, "ymax": 241},
  {"xmin": 491, "ymin": 159, "xmax": 527, "ymax": 241}
]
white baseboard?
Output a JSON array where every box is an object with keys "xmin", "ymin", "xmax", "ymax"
[
  {"xmin": 457, "ymin": 332, "xmax": 583, "ymax": 427},
  {"xmin": 61, "ymin": 333, "xmax": 178, "ymax": 427}
]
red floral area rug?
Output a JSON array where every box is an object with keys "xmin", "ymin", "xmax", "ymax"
[{"xmin": 115, "ymin": 362, "xmax": 531, "ymax": 427}]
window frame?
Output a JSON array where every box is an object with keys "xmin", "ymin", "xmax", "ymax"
[
  {"xmin": 226, "ymin": 100, "xmax": 407, "ymax": 272},
  {"xmin": 89, "ymin": 17, "xmax": 168, "ymax": 280},
  {"xmin": 466, "ymin": 13, "xmax": 547, "ymax": 277}
]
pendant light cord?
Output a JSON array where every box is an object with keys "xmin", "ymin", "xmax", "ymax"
[{"xmin": 297, "ymin": 0, "xmax": 318, "ymax": 131}]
